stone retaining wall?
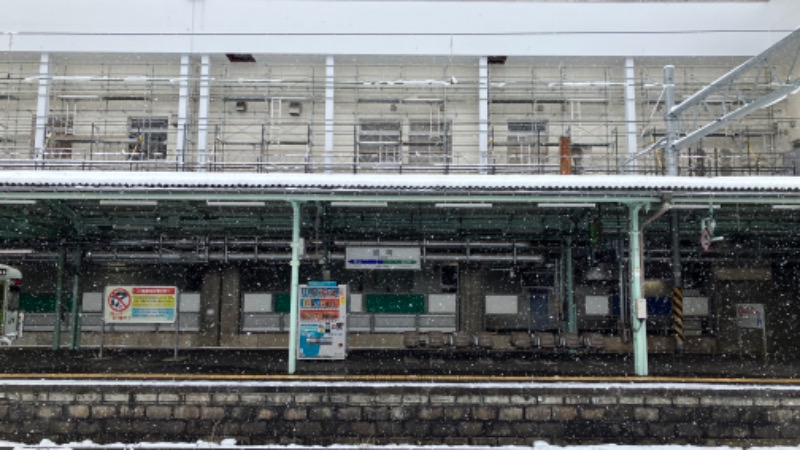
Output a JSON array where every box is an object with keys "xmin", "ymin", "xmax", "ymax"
[{"xmin": 0, "ymin": 381, "xmax": 796, "ymax": 445}]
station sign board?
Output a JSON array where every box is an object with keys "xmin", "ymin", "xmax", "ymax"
[
  {"xmin": 345, "ymin": 247, "xmax": 421, "ymax": 270},
  {"xmin": 297, "ymin": 281, "xmax": 347, "ymax": 360},
  {"xmin": 103, "ymin": 286, "xmax": 178, "ymax": 324}
]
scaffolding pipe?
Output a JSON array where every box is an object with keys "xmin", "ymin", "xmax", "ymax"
[
  {"xmin": 333, "ymin": 240, "xmax": 533, "ymax": 248},
  {"xmin": 624, "ymin": 58, "xmax": 638, "ymax": 174},
  {"xmin": 478, "ymin": 57, "xmax": 489, "ymax": 173},
  {"xmin": 107, "ymin": 240, "xmax": 535, "ymax": 249},
  {"xmin": 80, "ymin": 251, "xmax": 544, "ymax": 263}
]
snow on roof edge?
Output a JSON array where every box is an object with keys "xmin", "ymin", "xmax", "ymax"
[{"xmin": 0, "ymin": 171, "xmax": 798, "ymax": 191}]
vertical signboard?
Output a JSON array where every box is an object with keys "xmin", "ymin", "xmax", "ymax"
[
  {"xmin": 735, "ymin": 303, "xmax": 768, "ymax": 363},
  {"xmin": 297, "ymin": 282, "xmax": 347, "ymax": 360},
  {"xmin": 103, "ymin": 286, "xmax": 178, "ymax": 323}
]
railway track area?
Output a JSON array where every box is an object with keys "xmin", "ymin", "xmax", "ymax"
[{"xmin": 0, "ymin": 347, "xmax": 797, "ymax": 383}]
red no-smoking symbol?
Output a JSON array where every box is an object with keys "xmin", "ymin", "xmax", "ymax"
[{"xmin": 108, "ymin": 288, "xmax": 131, "ymax": 312}]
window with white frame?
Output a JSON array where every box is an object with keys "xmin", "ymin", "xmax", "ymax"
[
  {"xmin": 407, "ymin": 119, "xmax": 451, "ymax": 165},
  {"xmin": 507, "ymin": 120, "xmax": 547, "ymax": 165},
  {"xmin": 357, "ymin": 120, "xmax": 402, "ymax": 164},
  {"xmin": 128, "ymin": 117, "xmax": 168, "ymax": 160}
]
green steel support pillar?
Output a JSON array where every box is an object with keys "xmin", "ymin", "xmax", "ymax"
[
  {"xmin": 288, "ymin": 201, "xmax": 302, "ymax": 374},
  {"xmin": 69, "ymin": 249, "xmax": 82, "ymax": 350},
  {"xmin": 629, "ymin": 203, "xmax": 648, "ymax": 376},
  {"xmin": 53, "ymin": 248, "xmax": 65, "ymax": 350},
  {"xmin": 565, "ymin": 236, "xmax": 576, "ymax": 333}
]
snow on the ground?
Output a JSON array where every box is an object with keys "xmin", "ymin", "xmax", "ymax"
[{"xmin": 1, "ymin": 441, "xmax": 800, "ymax": 450}]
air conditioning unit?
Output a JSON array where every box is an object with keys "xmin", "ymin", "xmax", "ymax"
[{"xmin": 288, "ymin": 101, "xmax": 302, "ymax": 116}]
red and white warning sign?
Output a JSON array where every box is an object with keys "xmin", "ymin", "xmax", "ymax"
[
  {"xmin": 103, "ymin": 285, "xmax": 177, "ymax": 324},
  {"xmin": 107, "ymin": 287, "xmax": 132, "ymax": 312}
]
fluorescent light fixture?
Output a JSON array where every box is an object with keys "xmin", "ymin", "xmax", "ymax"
[
  {"xmin": 99, "ymin": 200, "xmax": 158, "ymax": 206},
  {"xmin": 772, "ymin": 205, "xmax": 800, "ymax": 210},
  {"xmin": 206, "ymin": 201, "xmax": 265, "ymax": 207},
  {"xmin": 0, "ymin": 249, "xmax": 33, "ymax": 254},
  {"xmin": 538, "ymin": 203, "xmax": 596, "ymax": 208},
  {"xmin": 671, "ymin": 204, "xmax": 720, "ymax": 210},
  {"xmin": 330, "ymin": 201, "xmax": 388, "ymax": 208},
  {"xmin": 0, "ymin": 200, "xmax": 36, "ymax": 205},
  {"xmin": 435, "ymin": 203, "xmax": 493, "ymax": 209}
]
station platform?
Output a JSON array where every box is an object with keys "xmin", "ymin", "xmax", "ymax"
[{"xmin": 0, "ymin": 347, "xmax": 792, "ymax": 380}]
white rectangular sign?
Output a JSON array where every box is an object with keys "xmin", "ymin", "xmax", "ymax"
[
  {"xmin": 736, "ymin": 303, "xmax": 765, "ymax": 329},
  {"xmin": 103, "ymin": 286, "xmax": 178, "ymax": 324},
  {"xmin": 345, "ymin": 247, "xmax": 421, "ymax": 270}
]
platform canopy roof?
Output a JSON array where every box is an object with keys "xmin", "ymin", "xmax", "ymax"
[{"xmin": 0, "ymin": 172, "xmax": 797, "ymax": 265}]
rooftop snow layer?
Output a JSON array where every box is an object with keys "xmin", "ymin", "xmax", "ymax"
[{"xmin": 0, "ymin": 172, "xmax": 799, "ymax": 192}]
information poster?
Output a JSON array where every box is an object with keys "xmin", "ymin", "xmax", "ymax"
[
  {"xmin": 297, "ymin": 282, "xmax": 347, "ymax": 360},
  {"xmin": 736, "ymin": 303, "xmax": 765, "ymax": 329},
  {"xmin": 103, "ymin": 286, "xmax": 178, "ymax": 324}
]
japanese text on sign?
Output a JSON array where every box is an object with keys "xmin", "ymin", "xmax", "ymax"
[{"xmin": 103, "ymin": 286, "xmax": 178, "ymax": 324}]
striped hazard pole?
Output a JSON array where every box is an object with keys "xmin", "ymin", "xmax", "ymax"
[{"xmin": 671, "ymin": 286, "xmax": 685, "ymax": 354}]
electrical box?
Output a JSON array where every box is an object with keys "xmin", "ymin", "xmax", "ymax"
[
  {"xmin": 636, "ymin": 298, "xmax": 647, "ymax": 319},
  {"xmin": 585, "ymin": 295, "xmax": 610, "ymax": 316}
]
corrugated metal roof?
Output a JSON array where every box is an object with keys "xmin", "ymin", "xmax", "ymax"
[{"xmin": 0, "ymin": 172, "xmax": 799, "ymax": 192}]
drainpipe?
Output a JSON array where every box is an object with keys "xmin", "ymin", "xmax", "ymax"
[{"xmin": 288, "ymin": 201, "xmax": 302, "ymax": 374}]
